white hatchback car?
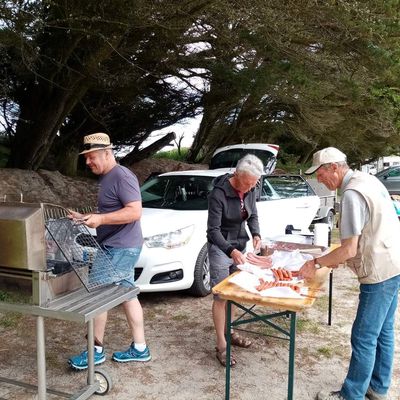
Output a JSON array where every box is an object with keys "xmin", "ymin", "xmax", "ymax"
[{"xmin": 135, "ymin": 170, "xmax": 320, "ymax": 296}]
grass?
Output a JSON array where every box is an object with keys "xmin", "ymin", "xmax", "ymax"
[
  {"xmin": 250, "ymin": 315, "xmax": 321, "ymax": 338},
  {"xmin": 0, "ymin": 291, "xmax": 11, "ymax": 302},
  {"xmin": 0, "ymin": 312, "xmax": 21, "ymax": 329},
  {"xmin": 296, "ymin": 318, "xmax": 321, "ymax": 335},
  {"xmin": 0, "ymin": 289, "xmax": 31, "ymax": 304},
  {"xmin": 345, "ymin": 285, "xmax": 360, "ymax": 294},
  {"xmin": 244, "ymin": 316, "xmax": 292, "ymax": 338},
  {"xmin": 313, "ymin": 294, "xmax": 329, "ymax": 312},
  {"xmin": 317, "ymin": 346, "xmax": 334, "ymax": 358},
  {"xmin": 153, "ymin": 148, "xmax": 190, "ymax": 161},
  {"xmin": 0, "ymin": 289, "xmax": 32, "ymax": 329},
  {"xmin": 317, "ymin": 344, "xmax": 349, "ymax": 360},
  {"xmin": 172, "ymin": 313, "xmax": 189, "ymax": 322}
]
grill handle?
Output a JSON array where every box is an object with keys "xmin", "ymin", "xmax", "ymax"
[{"xmin": 1, "ymin": 193, "xmax": 23, "ymax": 202}]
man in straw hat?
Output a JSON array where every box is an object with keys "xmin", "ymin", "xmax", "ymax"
[
  {"xmin": 300, "ymin": 147, "xmax": 400, "ymax": 400},
  {"xmin": 68, "ymin": 132, "xmax": 151, "ymax": 369}
]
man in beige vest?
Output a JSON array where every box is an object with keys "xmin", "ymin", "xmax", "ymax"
[{"xmin": 300, "ymin": 147, "xmax": 400, "ymax": 400}]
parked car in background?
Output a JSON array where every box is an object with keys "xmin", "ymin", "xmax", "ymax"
[
  {"xmin": 306, "ymin": 178, "xmax": 336, "ymax": 230},
  {"xmin": 375, "ymin": 166, "xmax": 400, "ymax": 195},
  {"xmin": 135, "ymin": 170, "xmax": 320, "ymax": 296}
]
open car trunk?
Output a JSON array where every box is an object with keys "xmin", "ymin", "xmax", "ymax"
[{"xmin": 209, "ymin": 143, "xmax": 279, "ymax": 174}]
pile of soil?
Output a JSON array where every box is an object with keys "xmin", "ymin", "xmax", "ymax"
[{"xmin": 0, "ymin": 159, "xmax": 207, "ymax": 208}]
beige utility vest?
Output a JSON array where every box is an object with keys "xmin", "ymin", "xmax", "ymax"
[{"xmin": 343, "ymin": 171, "xmax": 400, "ymax": 284}]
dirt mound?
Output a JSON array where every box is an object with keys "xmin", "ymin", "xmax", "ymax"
[{"xmin": 0, "ymin": 159, "xmax": 207, "ymax": 208}]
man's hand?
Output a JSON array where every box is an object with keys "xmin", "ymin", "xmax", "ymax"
[
  {"xmin": 80, "ymin": 213, "xmax": 103, "ymax": 229},
  {"xmin": 67, "ymin": 209, "xmax": 85, "ymax": 221},
  {"xmin": 299, "ymin": 259, "xmax": 317, "ymax": 279},
  {"xmin": 230, "ymin": 249, "xmax": 246, "ymax": 265},
  {"xmin": 67, "ymin": 210, "xmax": 103, "ymax": 228}
]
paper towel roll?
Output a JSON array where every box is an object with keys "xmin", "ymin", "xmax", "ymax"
[{"xmin": 313, "ymin": 223, "xmax": 330, "ymax": 248}]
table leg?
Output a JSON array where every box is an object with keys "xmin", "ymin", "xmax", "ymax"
[
  {"xmin": 328, "ymin": 270, "xmax": 333, "ymax": 326},
  {"xmin": 87, "ymin": 319, "xmax": 94, "ymax": 385},
  {"xmin": 288, "ymin": 312, "xmax": 296, "ymax": 400},
  {"xmin": 36, "ymin": 316, "xmax": 47, "ymax": 400},
  {"xmin": 225, "ymin": 301, "xmax": 232, "ymax": 400}
]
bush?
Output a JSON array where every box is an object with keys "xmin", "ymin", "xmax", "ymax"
[{"xmin": 0, "ymin": 144, "xmax": 10, "ymax": 168}]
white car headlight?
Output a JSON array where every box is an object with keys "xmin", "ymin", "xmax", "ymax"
[{"xmin": 144, "ymin": 225, "xmax": 195, "ymax": 249}]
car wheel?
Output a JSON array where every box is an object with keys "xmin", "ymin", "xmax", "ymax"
[
  {"xmin": 321, "ymin": 210, "xmax": 335, "ymax": 231},
  {"xmin": 189, "ymin": 243, "xmax": 211, "ymax": 297}
]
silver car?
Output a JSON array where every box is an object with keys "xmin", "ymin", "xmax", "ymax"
[{"xmin": 375, "ymin": 166, "xmax": 400, "ymax": 195}]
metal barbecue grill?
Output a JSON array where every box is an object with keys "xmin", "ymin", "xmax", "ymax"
[
  {"xmin": 0, "ymin": 201, "xmax": 140, "ymax": 399},
  {"xmin": 45, "ymin": 216, "xmax": 128, "ymax": 292}
]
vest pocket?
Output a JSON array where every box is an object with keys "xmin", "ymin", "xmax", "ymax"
[{"xmin": 346, "ymin": 254, "xmax": 369, "ymax": 278}]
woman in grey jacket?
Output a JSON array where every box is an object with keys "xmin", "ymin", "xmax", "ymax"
[{"xmin": 207, "ymin": 154, "xmax": 267, "ymax": 367}]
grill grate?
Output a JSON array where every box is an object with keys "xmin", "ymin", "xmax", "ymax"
[{"xmin": 45, "ymin": 216, "xmax": 128, "ymax": 292}]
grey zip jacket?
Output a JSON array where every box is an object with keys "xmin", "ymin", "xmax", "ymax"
[{"xmin": 207, "ymin": 173, "xmax": 260, "ymax": 256}]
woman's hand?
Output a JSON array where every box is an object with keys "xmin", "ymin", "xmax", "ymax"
[
  {"xmin": 253, "ymin": 236, "xmax": 261, "ymax": 251},
  {"xmin": 230, "ymin": 249, "xmax": 246, "ymax": 265},
  {"xmin": 246, "ymin": 252, "xmax": 272, "ymax": 268}
]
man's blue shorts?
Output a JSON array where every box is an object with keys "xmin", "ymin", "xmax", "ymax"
[{"xmin": 91, "ymin": 246, "xmax": 142, "ymax": 288}]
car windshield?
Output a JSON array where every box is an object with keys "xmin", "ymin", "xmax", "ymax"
[{"xmin": 141, "ymin": 175, "xmax": 214, "ymax": 210}]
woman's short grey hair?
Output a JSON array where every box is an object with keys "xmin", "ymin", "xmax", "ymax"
[{"xmin": 236, "ymin": 154, "xmax": 264, "ymax": 177}]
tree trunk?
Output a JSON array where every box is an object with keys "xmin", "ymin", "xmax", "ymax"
[
  {"xmin": 57, "ymin": 145, "xmax": 80, "ymax": 176},
  {"xmin": 120, "ymin": 132, "xmax": 176, "ymax": 166},
  {"xmin": 8, "ymin": 81, "xmax": 88, "ymax": 170},
  {"xmin": 186, "ymin": 104, "xmax": 222, "ymax": 163}
]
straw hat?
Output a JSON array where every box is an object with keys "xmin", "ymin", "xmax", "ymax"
[{"xmin": 79, "ymin": 133, "xmax": 113, "ymax": 155}]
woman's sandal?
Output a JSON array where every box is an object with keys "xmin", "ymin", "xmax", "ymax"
[
  {"xmin": 215, "ymin": 347, "xmax": 237, "ymax": 367},
  {"xmin": 230, "ymin": 332, "xmax": 252, "ymax": 348}
]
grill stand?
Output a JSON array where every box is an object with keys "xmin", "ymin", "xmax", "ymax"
[{"xmin": 0, "ymin": 285, "xmax": 139, "ymax": 399}]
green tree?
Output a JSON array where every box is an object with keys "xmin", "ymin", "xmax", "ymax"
[
  {"xmin": 0, "ymin": 0, "xmax": 208, "ymax": 171},
  {"xmin": 186, "ymin": 0, "xmax": 400, "ymax": 165},
  {"xmin": 1, "ymin": 0, "xmax": 400, "ymax": 172}
]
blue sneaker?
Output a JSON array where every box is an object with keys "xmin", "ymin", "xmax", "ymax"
[
  {"xmin": 68, "ymin": 349, "xmax": 106, "ymax": 370},
  {"xmin": 112, "ymin": 343, "xmax": 151, "ymax": 363}
]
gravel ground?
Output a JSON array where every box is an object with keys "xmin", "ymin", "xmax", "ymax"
[{"xmin": 0, "ymin": 265, "xmax": 399, "ymax": 400}]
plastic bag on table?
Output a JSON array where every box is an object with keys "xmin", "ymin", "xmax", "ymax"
[{"xmin": 270, "ymin": 249, "xmax": 313, "ymax": 271}]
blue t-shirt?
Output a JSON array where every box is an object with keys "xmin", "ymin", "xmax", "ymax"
[{"xmin": 96, "ymin": 165, "xmax": 143, "ymax": 248}]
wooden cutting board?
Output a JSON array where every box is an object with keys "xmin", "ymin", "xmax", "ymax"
[{"xmin": 212, "ymin": 267, "xmax": 331, "ymax": 313}]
